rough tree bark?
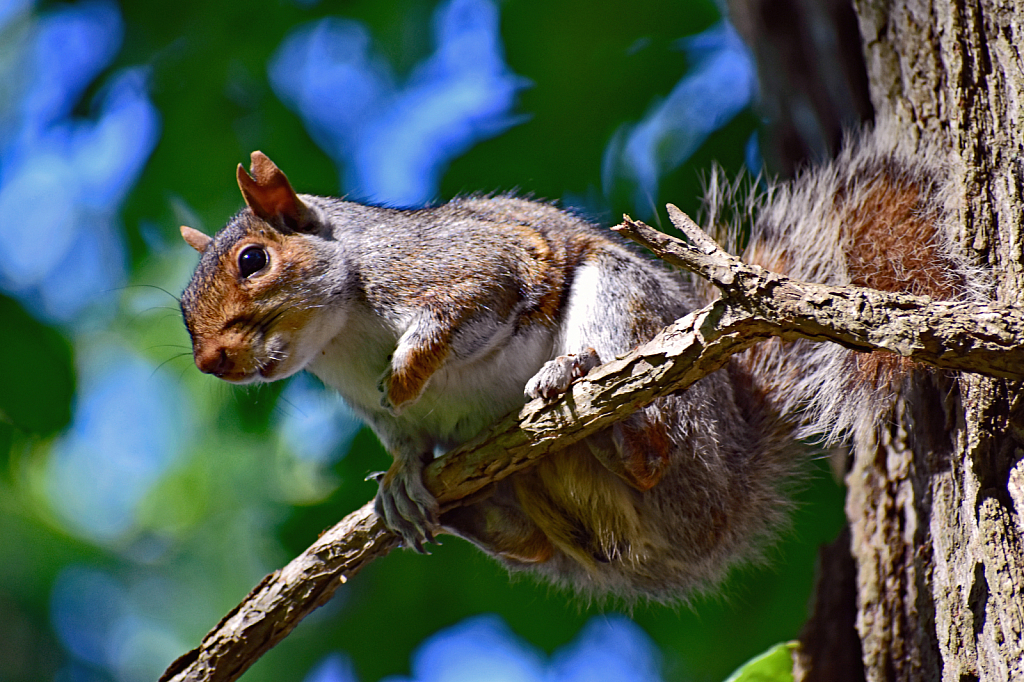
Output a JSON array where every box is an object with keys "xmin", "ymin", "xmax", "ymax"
[
  {"xmin": 791, "ymin": 2, "xmax": 1024, "ymax": 681},
  {"xmin": 858, "ymin": 2, "xmax": 1024, "ymax": 681}
]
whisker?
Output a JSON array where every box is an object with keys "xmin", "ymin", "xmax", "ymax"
[
  {"xmin": 275, "ymin": 390, "xmax": 305, "ymax": 419},
  {"xmin": 145, "ymin": 343, "xmax": 192, "ymax": 352},
  {"xmin": 111, "ymin": 283, "xmax": 182, "ymax": 303},
  {"xmin": 151, "ymin": 352, "xmax": 192, "ymax": 379},
  {"xmin": 259, "ymin": 305, "xmax": 287, "ymax": 334},
  {"xmin": 126, "ymin": 307, "xmax": 184, "ymax": 325}
]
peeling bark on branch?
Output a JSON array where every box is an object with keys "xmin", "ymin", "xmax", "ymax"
[
  {"xmin": 619, "ymin": 207, "xmax": 1024, "ymax": 382},
  {"xmin": 160, "ymin": 207, "xmax": 1024, "ymax": 682}
]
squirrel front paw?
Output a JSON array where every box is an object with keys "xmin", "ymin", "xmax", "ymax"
[
  {"xmin": 377, "ymin": 360, "xmax": 426, "ymax": 415},
  {"xmin": 524, "ymin": 347, "xmax": 602, "ymax": 401},
  {"xmin": 374, "ymin": 457, "xmax": 441, "ymax": 552}
]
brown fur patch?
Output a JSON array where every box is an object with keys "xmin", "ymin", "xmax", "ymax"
[
  {"xmin": 517, "ymin": 228, "xmax": 594, "ymax": 329},
  {"xmin": 744, "ymin": 242, "xmax": 792, "ymax": 277},
  {"xmin": 838, "ymin": 176, "xmax": 959, "ymax": 391},
  {"xmin": 611, "ymin": 416, "xmax": 672, "ymax": 491},
  {"xmin": 849, "ymin": 350, "xmax": 913, "ymax": 395},
  {"xmin": 841, "ymin": 178, "xmax": 960, "ymax": 298},
  {"xmin": 490, "ymin": 522, "xmax": 555, "ymax": 564},
  {"xmin": 441, "ymin": 490, "xmax": 556, "ymax": 564}
]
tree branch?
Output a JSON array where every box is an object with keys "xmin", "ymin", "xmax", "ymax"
[
  {"xmin": 618, "ymin": 205, "xmax": 1024, "ymax": 380},
  {"xmin": 161, "ymin": 207, "xmax": 1024, "ymax": 682}
]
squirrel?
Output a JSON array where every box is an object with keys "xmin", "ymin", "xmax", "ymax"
[{"xmin": 179, "ymin": 119, "xmax": 983, "ymax": 601}]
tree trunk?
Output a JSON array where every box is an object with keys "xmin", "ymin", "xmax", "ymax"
[{"xmin": 804, "ymin": 2, "xmax": 1024, "ymax": 680}]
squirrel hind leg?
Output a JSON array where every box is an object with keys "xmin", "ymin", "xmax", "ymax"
[
  {"xmin": 440, "ymin": 483, "xmax": 555, "ymax": 564},
  {"xmin": 523, "ymin": 344, "xmax": 671, "ymax": 491},
  {"xmin": 584, "ymin": 412, "xmax": 672, "ymax": 492}
]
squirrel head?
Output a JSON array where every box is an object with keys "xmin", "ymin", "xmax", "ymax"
[{"xmin": 179, "ymin": 152, "xmax": 349, "ymax": 384}]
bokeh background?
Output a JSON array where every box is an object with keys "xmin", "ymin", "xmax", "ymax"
[{"xmin": 0, "ymin": 0, "xmax": 847, "ymax": 680}]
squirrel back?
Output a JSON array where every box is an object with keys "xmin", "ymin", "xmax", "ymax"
[{"xmin": 179, "ymin": 121, "xmax": 982, "ymax": 602}]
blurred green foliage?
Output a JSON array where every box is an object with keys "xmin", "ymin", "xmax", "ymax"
[
  {"xmin": 0, "ymin": 0, "xmax": 847, "ymax": 681},
  {"xmin": 0, "ymin": 294, "xmax": 75, "ymax": 437}
]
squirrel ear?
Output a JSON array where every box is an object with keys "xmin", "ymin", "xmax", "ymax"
[
  {"xmin": 181, "ymin": 225, "xmax": 212, "ymax": 253},
  {"xmin": 236, "ymin": 151, "xmax": 315, "ymax": 232}
]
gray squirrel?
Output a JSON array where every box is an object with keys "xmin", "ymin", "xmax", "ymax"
[{"xmin": 179, "ymin": 121, "xmax": 981, "ymax": 601}]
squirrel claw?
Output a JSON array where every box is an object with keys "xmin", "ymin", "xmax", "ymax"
[
  {"xmin": 377, "ymin": 379, "xmax": 393, "ymax": 409},
  {"xmin": 374, "ymin": 461, "xmax": 441, "ymax": 553},
  {"xmin": 377, "ymin": 370, "xmax": 405, "ymax": 415}
]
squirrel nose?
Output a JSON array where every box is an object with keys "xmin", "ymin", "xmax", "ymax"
[{"xmin": 195, "ymin": 346, "xmax": 234, "ymax": 376}]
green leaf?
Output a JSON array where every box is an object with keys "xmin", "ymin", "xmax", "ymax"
[{"xmin": 723, "ymin": 641, "xmax": 798, "ymax": 682}]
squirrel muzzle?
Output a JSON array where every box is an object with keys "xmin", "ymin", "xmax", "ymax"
[{"xmin": 191, "ymin": 335, "xmax": 272, "ymax": 383}]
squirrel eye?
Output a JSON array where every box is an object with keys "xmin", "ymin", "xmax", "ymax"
[{"xmin": 238, "ymin": 245, "xmax": 269, "ymax": 278}]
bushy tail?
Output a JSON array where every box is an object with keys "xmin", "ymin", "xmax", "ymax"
[{"xmin": 705, "ymin": 119, "xmax": 987, "ymax": 446}]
